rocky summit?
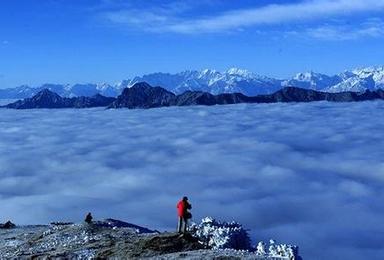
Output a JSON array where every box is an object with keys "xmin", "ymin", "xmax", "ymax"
[{"xmin": 0, "ymin": 218, "xmax": 302, "ymax": 259}]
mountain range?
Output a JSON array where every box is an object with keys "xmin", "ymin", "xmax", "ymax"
[
  {"xmin": 3, "ymin": 82, "xmax": 384, "ymax": 109},
  {"xmin": 4, "ymin": 89, "xmax": 115, "ymax": 109},
  {"xmin": 1, "ymin": 66, "xmax": 384, "ymax": 99}
]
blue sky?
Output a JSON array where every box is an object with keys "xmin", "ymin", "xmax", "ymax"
[{"xmin": 1, "ymin": 0, "xmax": 384, "ymax": 88}]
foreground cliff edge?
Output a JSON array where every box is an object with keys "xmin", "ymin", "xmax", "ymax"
[
  {"xmin": 0, "ymin": 218, "xmax": 301, "ymax": 259},
  {"xmin": 1, "ymin": 82, "xmax": 384, "ymax": 109}
]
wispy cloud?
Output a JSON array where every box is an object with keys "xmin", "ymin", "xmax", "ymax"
[
  {"xmin": 306, "ymin": 19, "xmax": 384, "ymax": 40},
  {"xmin": 101, "ymin": 0, "xmax": 203, "ymax": 31},
  {"xmin": 102, "ymin": 0, "xmax": 384, "ymax": 34},
  {"xmin": 106, "ymin": 10, "xmax": 170, "ymax": 27},
  {"xmin": 2, "ymin": 40, "xmax": 9, "ymax": 45}
]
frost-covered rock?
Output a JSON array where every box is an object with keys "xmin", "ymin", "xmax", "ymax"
[
  {"xmin": 268, "ymin": 239, "xmax": 298, "ymax": 259},
  {"xmin": 190, "ymin": 217, "xmax": 252, "ymax": 250},
  {"xmin": 256, "ymin": 241, "xmax": 267, "ymax": 255},
  {"xmin": 256, "ymin": 239, "xmax": 300, "ymax": 260},
  {"xmin": 190, "ymin": 217, "xmax": 301, "ymax": 259}
]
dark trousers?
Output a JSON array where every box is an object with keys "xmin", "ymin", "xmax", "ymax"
[{"xmin": 177, "ymin": 216, "xmax": 188, "ymax": 233}]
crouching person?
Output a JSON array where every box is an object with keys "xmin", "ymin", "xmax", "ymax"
[{"xmin": 85, "ymin": 212, "xmax": 93, "ymax": 224}]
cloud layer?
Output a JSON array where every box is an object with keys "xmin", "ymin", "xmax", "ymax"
[
  {"xmin": 1, "ymin": 101, "xmax": 384, "ymax": 259},
  {"xmin": 103, "ymin": 0, "xmax": 384, "ymax": 34}
]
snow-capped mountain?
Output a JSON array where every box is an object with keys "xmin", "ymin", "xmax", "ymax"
[
  {"xmin": 284, "ymin": 66, "xmax": 384, "ymax": 93},
  {"xmin": 282, "ymin": 71, "xmax": 342, "ymax": 91},
  {"xmin": 0, "ymin": 85, "xmax": 39, "ymax": 99},
  {"xmin": 325, "ymin": 66, "xmax": 384, "ymax": 93},
  {"xmin": 1, "ymin": 66, "xmax": 384, "ymax": 99},
  {"xmin": 122, "ymin": 68, "xmax": 283, "ymax": 96}
]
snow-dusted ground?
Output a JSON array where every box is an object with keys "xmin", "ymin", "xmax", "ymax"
[
  {"xmin": 1, "ymin": 101, "xmax": 384, "ymax": 259},
  {"xmin": 0, "ymin": 218, "xmax": 299, "ymax": 259}
]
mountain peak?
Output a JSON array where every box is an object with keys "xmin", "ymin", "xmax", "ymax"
[
  {"xmin": 200, "ymin": 68, "xmax": 218, "ymax": 75},
  {"xmin": 110, "ymin": 82, "xmax": 175, "ymax": 109},
  {"xmin": 226, "ymin": 68, "xmax": 253, "ymax": 77},
  {"xmin": 293, "ymin": 71, "xmax": 325, "ymax": 81},
  {"xmin": 130, "ymin": 82, "xmax": 153, "ymax": 90},
  {"xmin": 353, "ymin": 66, "xmax": 384, "ymax": 73},
  {"xmin": 34, "ymin": 88, "xmax": 61, "ymax": 99},
  {"xmin": 352, "ymin": 66, "xmax": 384, "ymax": 80}
]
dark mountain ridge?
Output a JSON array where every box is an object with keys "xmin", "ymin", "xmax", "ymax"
[
  {"xmin": 3, "ymin": 90, "xmax": 116, "ymax": 109},
  {"xmin": 108, "ymin": 82, "xmax": 384, "ymax": 108},
  {"xmin": 2, "ymin": 82, "xmax": 384, "ymax": 109},
  {"xmin": 109, "ymin": 82, "xmax": 176, "ymax": 108}
]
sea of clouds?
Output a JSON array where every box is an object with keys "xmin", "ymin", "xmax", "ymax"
[{"xmin": 1, "ymin": 101, "xmax": 384, "ymax": 259}]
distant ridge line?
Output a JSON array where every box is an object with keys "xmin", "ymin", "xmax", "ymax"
[{"xmin": 2, "ymin": 82, "xmax": 384, "ymax": 109}]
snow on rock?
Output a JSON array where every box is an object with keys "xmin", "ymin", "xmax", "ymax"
[
  {"xmin": 258, "ymin": 239, "xmax": 300, "ymax": 259},
  {"xmin": 191, "ymin": 217, "xmax": 301, "ymax": 259},
  {"xmin": 190, "ymin": 217, "xmax": 252, "ymax": 250}
]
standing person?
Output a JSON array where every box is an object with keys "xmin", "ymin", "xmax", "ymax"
[{"xmin": 177, "ymin": 196, "xmax": 192, "ymax": 233}]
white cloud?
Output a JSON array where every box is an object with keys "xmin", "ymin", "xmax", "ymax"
[
  {"xmin": 0, "ymin": 101, "xmax": 384, "ymax": 259},
  {"xmin": 106, "ymin": 10, "xmax": 170, "ymax": 26},
  {"xmin": 306, "ymin": 19, "xmax": 384, "ymax": 40},
  {"xmin": 102, "ymin": 0, "xmax": 384, "ymax": 33}
]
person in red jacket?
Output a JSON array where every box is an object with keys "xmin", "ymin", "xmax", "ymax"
[{"xmin": 177, "ymin": 196, "xmax": 192, "ymax": 233}]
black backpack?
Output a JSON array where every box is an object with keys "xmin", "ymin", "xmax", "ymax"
[{"xmin": 185, "ymin": 211, "xmax": 192, "ymax": 219}]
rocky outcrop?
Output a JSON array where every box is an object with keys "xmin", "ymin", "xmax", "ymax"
[{"xmin": 101, "ymin": 232, "xmax": 205, "ymax": 258}]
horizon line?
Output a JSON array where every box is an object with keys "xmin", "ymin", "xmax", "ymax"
[{"xmin": 1, "ymin": 65, "xmax": 383, "ymax": 89}]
